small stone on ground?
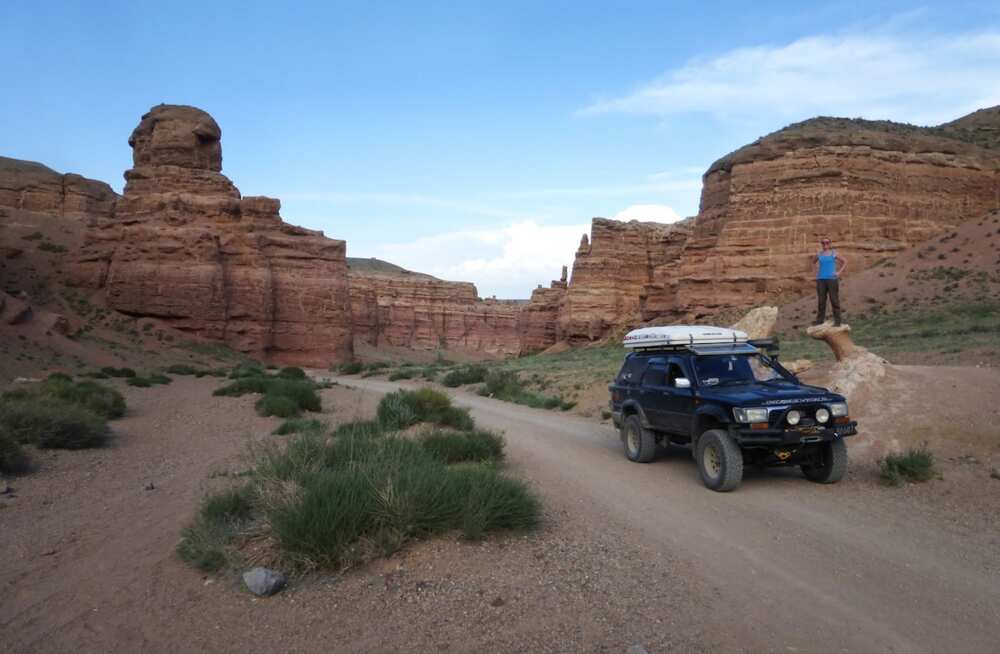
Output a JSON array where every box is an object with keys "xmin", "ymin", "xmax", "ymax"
[{"xmin": 243, "ymin": 567, "xmax": 287, "ymax": 597}]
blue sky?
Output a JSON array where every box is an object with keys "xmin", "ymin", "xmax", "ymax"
[{"xmin": 3, "ymin": 1, "xmax": 1000, "ymax": 297}]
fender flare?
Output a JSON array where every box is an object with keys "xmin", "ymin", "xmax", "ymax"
[{"xmin": 620, "ymin": 400, "xmax": 650, "ymax": 432}]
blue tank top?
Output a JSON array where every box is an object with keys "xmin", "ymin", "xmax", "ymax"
[{"xmin": 817, "ymin": 250, "xmax": 838, "ymax": 279}]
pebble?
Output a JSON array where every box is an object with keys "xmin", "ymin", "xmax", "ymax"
[{"xmin": 627, "ymin": 645, "xmax": 650, "ymax": 654}]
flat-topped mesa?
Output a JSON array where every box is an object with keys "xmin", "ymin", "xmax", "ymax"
[
  {"xmin": 71, "ymin": 104, "xmax": 353, "ymax": 366},
  {"xmin": 673, "ymin": 112, "xmax": 1000, "ymax": 317}
]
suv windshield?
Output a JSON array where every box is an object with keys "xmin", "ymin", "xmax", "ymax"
[{"xmin": 693, "ymin": 354, "xmax": 784, "ymax": 387}]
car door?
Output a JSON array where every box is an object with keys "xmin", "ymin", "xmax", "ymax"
[
  {"xmin": 638, "ymin": 357, "xmax": 671, "ymax": 431},
  {"xmin": 662, "ymin": 358, "xmax": 696, "ymax": 434}
]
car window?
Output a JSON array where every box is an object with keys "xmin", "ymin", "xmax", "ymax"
[
  {"xmin": 694, "ymin": 354, "xmax": 783, "ymax": 386},
  {"xmin": 667, "ymin": 363, "xmax": 685, "ymax": 386},
  {"xmin": 642, "ymin": 365, "xmax": 667, "ymax": 387}
]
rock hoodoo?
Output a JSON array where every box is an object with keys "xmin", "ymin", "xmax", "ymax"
[{"xmin": 70, "ymin": 104, "xmax": 353, "ymax": 366}]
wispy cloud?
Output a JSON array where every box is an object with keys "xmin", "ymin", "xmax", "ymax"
[
  {"xmin": 578, "ymin": 29, "xmax": 1000, "ymax": 126},
  {"xmin": 281, "ymin": 191, "xmax": 531, "ymax": 220}
]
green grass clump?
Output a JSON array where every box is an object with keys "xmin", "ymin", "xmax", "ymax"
[
  {"xmin": 479, "ymin": 369, "xmax": 566, "ymax": 410},
  {"xmin": 277, "ymin": 367, "xmax": 307, "ymax": 380},
  {"xmin": 229, "ymin": 362, "xmax": 266, "ymax": 379},
  {"xmin": 388, "ymin": 369, "xmax": 415, "ymax": 381},
  {"xmin": 420, "ymin": 366, "xmax": 439, "ymax": 380},
  {"xmin": 256, "ymin": 394, "xmax": 301, "ymax": 418},
  {"xmin": 336, "ymin": 361, "xmax": 363, "ymax": 375},
  {"xmin": 0, "ymin": 398, "xmax": 108, "ymax": 449},
  {"xmin": 126, "ymin": 377, "xmax": 153, "ymax": 388},
  {"xmin": 194, "ymin": 368, "xmax": 228, "ymax": 378},
  {"xmin": 880, "ymin": 446, "xmax": 937, "ymax": 486},
  {"xmin": 214, "ymin": 373, "xmax": 322, "ymax": 418},
  {"xmin": 149, "ymin": 374, "xmax": 172, "ymax": 385},
  {"xmin": 38, "ymin": 375, "xmax": 126, "ymax": 419},
  {"xmin": 176, "ymin": 485, "xmax": 256, "ymax": 572},
  {"xmin": 441, "ymin": 364, "xmax": 487, "ymax": 387},
  {"xmin": 377, "ymin": 387, "xmax": 474, "ymax": 431},
  {"xmin": 166, "ymin": 363, "xmax": 200, "ymax": 375},
  {"xmin": 101, "ymin": 366, "xmax": 136, "ymax": 378},
  {"xmin": 273, "ymin": 418, "xmax": 326, "ymax": 435},
  {"xmin": 419, "ymin": 429, "xmax": 505, "ymax": 464},
  {"xmin": 38, "ymin": 241, "xmax": 67, "ymax": 253},
  {"xmin": 0, "ymin": 430, "xmax": 29, "ymax": 473}
]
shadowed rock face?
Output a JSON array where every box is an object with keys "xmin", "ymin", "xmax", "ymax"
[{"xmin": 70, "ymin": 104, "xmax": 353, "ymax": 366}]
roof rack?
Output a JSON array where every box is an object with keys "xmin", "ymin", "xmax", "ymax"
[{"xmin": 623, "ymin": 325, "xmax": 749, "ymax": 350}]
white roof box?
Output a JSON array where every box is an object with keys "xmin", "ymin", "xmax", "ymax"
[{"xmin": 623, "ymin": 325, "xmax": 749, "ymax": 349}]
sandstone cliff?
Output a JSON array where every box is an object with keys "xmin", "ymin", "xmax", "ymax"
[
  {"xmin": 69, "ymin": 104, "xmax": 353, "ymax": 366},
  {"xmin": 0, "ymin": 156, "xmax": 116, "ymax": 219},
  {"xmin": 348, "ymin": 259, "xmax": 564, "ymax": 357},
  {"xmin": 555, "ymin": 107, "xmax": 1000, "ymax": 341}
]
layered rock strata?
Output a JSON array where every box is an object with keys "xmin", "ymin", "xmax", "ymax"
[
  {"xmin": 70, "ymin": 104, "xmax": 353, "ymax": 365},
  {"xmin": 0, "ymin": 156, "xmax": 116, "ymax": 219}
]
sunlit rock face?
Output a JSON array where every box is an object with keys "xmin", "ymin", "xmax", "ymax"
[{"xmin": 70, "ymin": 104, "xmax": 353, "ymax": 366}]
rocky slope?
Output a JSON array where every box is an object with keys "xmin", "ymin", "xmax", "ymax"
[{"xmin": 67, "ymin": 104, "xmax": 354, "ymax": 366}]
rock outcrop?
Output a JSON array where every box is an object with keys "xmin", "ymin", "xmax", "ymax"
[
  {"xmin": 553, "ymin": 107, "xmax": 1000, "ymax": 341},
  {"xmin": 807, "ymin": 323, "xmax": 887, "ymax": 399},
  {"xmin": 70, "ymin": 104, "xmax": 353, "ymax": 366},
  {"xmin": 348, "ymin": 260, "xmax": 565, "ymax": 356},
  {"xmin": 0, "ymin": 156, "xmax": 116, "ymax": 219}
]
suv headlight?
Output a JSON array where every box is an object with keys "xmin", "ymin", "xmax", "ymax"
[
  {"xmin": 830, "ymin": 402, "xmax": 848, "ymax": 417},
  {"xmin": 815, "ymin": 407, "xmax": 830, "ymax": 423},
  {"xmin": 734, "ymin": 407, "xmax": 768, "ymax": 423}
]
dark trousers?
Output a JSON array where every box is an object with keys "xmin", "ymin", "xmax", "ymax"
[{"xmin": 816, "ymin": 279, "xmax": 841, "ymax": 324}]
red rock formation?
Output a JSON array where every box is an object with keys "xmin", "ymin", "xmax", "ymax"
[
  {"xmin": 557, "ymin": 218, "xmax": 690, "ymax": 343},
  {"xmin": 348, "ymin": 261, "xmax": 564, "ymax": 357},
  {"xmin": 0, "ymin": 156, "xmax": 116, "ymax": 219},
  {"xmin": 554, "ymin": 109, "xmax": 1000, "ymax": 340},
  {"xmin": 71, "ymin": 104, "xmax": 353, "ymax": 366}
]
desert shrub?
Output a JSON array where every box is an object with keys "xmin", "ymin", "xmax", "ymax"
[
  {"xmin": 441, "ymin": 364, "xmax": 487, "ymax": 388},
  {"xmin": 277, "ymin": 366, "xmax": 307, "ymax": 380},
  {"xmin": 0, "ymin": 398, "xmax": 108, "ymax": 449},
  {"xmin": 420, "ymin": 366, "xmax": 438, "ymax": 381},
  {"xmin": 273, "ymin": 417, "xmax": 326, "ymax": 435},
  {"xmin": 880, "ymin": 446, "xmax": 936, "ymax": 486},
  {"xmin": 261, "ymin": 428, "xmax": 537, "ymax": 568},
  {"xmin": 176, "ymin": 485, "xmax": 255, "ymax": 572},
  {"xmin": 229, "ymin": 362, "xmax": 265, "ymax": 379},
  {"xmin": 256, "ymin": 394, "xmax": 301, "ymax": 418},
  {"xmin": 0, "ymin": 430, "xmax": 29, "ymax": 473},
  {"xmin": 39, "ymin": 375, "xmax": 126, "ymax": 419},
  {"xmin": 336, "ymin": 361, "xmax": 363, "ymax": 375},
  {"xmin": 127, "ymin": 377, "xmax": 153, "ymax": 388},
  {"xmin": 214, "ymin": 377, "xmax": 321, "ymax": 414},
  {"xmin": 22, "ymin": 231, "xmax": 44, "ymax": 241},
  {"xmin": 149, "ymin": 374, "xmax": 172, "ymax": 385},
  {"xmin": 194, "ymin": 368, "xmax": 228, "ymax": 378},
  {"xmin": 419, "ymin": 429, "xmax": 505, "ymax": 464},
  {"xmin": 38, "ymin": 241, "xmax": 67, "ymax": 253},
  {"xmin": 166, "ymin": 364, "xmax": 200, "ymax": 375},
  {"xmin": 101, "ymin": 366, "xmax": 136, "ymax": 378},
  {"xmin": 81, "ymin": 371, "xmax": 111, "ymax": 379},
  {"xmin": 365, "ymin": 362, "xmax": 390, "ymax": 372},
  {"xmin": 377, "ymin": 388, "xmax": 474, "ymax": 431},
  {"xmin": 388, "ymin": 369, "xmax": 414, "ymax": 381},
  {"xmin": 479, "ymin": 369, "xmax": 566, "ymax": 410}
]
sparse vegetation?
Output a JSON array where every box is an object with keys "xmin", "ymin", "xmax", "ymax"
[
  {"xmin": 37, "ymin": 240, "xmax": 68, "ymax": 253},
  {"xmin": 126, "ymin": 377, "xmax": 152, "ymax": 388},
  {"xmin": 277, "ymin": 366, "xmax": 307, "ymax": 380},
  {"xmin": 0, "ymin": 397, "xmax": 109, "ymax": 450},
  {"xmin": 35, "ymin": 374, "xmax": 126, "ymax": 419},
  {"xmin": 388, "ymin": 368, "xmax": 415, "ymax": 381},
  {"xmin": 336, "ymin": 361, "xmax": 363, "ymax": 375},
  {"xmin": 214, "ymin": 366, "xmax": 323, "ymax": 418},
  {"xmin": 478, "ymin": 369, "xmax": 573, "ymax": 410},
  {"xmin": 178, "ymin": 390, "xmax": 538, "ymax": 572},
  {"xmin": 441, "ymin": 364, "xmax": 488, "ymax": 387},
  {"xmin": 880, "ymin": 446, "xmax": 937, "ymax": 486},
  {"xmin": 273, "ymin": 417, "xmax": 326, "ymax": 435},
  {"xmin": 0, "ymin": 430, "xmax": 29, "ymax": 473},
  {"xmin": 377, "ymin": 387, "xmax": 474, "ymax": 431},
  {"xmin": 101, "ymin": 366, "xmax": 137, "ymax": 378},
  {"xmin": 166, "ymin": 363, "xmax": 200, "ymax": 375}
]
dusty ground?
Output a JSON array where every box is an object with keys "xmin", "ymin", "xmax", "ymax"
[{"xmin": 3, "ymin": 374, "xmax": 999, "ymax": 653}]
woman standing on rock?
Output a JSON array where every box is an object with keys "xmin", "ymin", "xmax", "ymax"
[{"xmin": 814, "ymin": 237, "xmax": 847, "ymax": 326}]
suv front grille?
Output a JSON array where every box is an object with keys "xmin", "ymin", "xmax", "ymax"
[{"xmin": 769, "ymin": 404, "xmax": 826, "ymax": 428}]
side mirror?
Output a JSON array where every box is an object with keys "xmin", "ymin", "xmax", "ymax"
[{"xmin": 675, "ymin": 378, "xmax": 691, "ymax": 389}]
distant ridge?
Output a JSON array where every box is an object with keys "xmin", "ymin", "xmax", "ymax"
[{"xmin": 346, "ymin": 257, "xmax": 436, "ymax": 279}]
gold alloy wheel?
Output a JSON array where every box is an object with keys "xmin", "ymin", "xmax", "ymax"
[{"xmin": 703, "ymin": 443, "xmax": 722, "ymax": 480}]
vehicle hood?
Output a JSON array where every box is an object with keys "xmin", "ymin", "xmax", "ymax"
[{"xmin": 696, "ymin": 382, "xmax": 844, "ymax": 407}]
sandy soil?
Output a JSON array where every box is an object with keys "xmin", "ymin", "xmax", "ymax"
[{"xmin": 4, "ymin": 374, "xmax": 1000, "ymax": 653}]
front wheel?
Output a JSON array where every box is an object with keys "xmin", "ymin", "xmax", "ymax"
[
  {"xmin": 801, "ymin": 439, "xmax": 848, "ymax": 483},
  {"xmin": 696, "ymin": 429, "xmax": 743, "ymax": 492}
]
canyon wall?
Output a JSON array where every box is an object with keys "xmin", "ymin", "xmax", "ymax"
[
  {"xmin": 69, "ymin": 104, "xmax": 353, "ymax": 366},
  {"xmin": 348, "ymin": 262, "xmax": 565, "ymax": 356},
  {"xmin": 555, "ymin": 110, "xmax": 1000, "ymax": 341},
  {"xmin": 0, "ymin": 156, "xmax": 116, "ymax": 219}
]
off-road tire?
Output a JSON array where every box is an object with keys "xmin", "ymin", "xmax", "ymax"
[
  {"xmin": 801, "ymin": 438, "xmax": 848, "ymax": 484},
  {"xmin": 696, "ymin": 429, "xmax": 743, "ymax": 492},
  {"xmin": 623, "ymin": 415, "xmax": 657, "ymax": 463}
]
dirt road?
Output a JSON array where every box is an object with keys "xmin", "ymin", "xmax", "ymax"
[
  {"xmin": 344, "ymin": 377, "xmax": 1000, "ymax": 653},
  {"xmin": 3, "ymin": 376, "xmax": 998, "ymax": 653}
]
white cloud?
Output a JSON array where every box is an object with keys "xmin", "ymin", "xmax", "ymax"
[
  {"xmin": 374, "ymin": 220, "xmax": 588, "ymax": 298},
  {"xmin": 579, "ymin": 30, "xmax": 1000, "ymax": 126},
  {"xmin": 613, "ymin": 204, "xmax": 682, "ymax": 223}
]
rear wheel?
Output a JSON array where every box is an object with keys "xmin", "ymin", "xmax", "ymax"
[
  {"xmin": 696, "ymin": 429, "xmax": 743, "ymax": 492},
  {"xmin": 623, "ymin": 415, "xmax": 657, "ymax": 463},
  {"xmin": 801, "ymin": 439, "xmax": 848, "ymax": 483}
]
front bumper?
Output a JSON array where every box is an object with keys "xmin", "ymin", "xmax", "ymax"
[{"xmin": 732, "ymin": 420, "xmax": 857, "ymax": 447}]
